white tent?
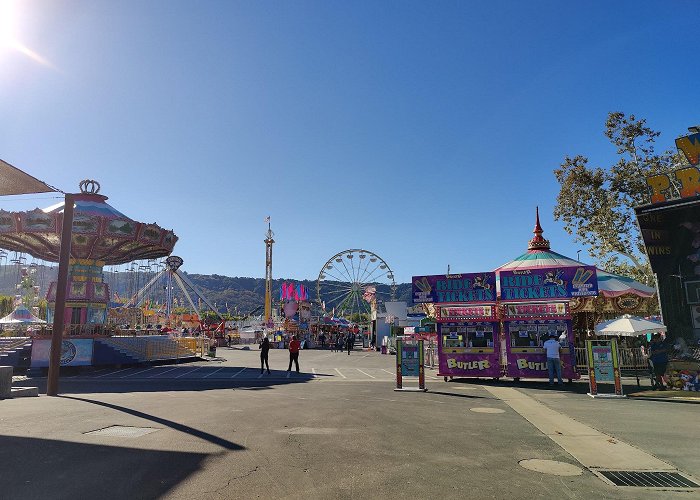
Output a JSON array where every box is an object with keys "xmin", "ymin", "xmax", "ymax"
[
  {"xmin": 0, "ymin": 304, "xmax": 46, "ymax": 325},
  {"xmin": 594, "ymin": 314, "xmax": 666, "ymax": 337}
]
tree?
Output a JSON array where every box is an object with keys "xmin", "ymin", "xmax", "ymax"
[{"xmin": 553, "ymin": 112, "xmax": 687, "ymax": 286}]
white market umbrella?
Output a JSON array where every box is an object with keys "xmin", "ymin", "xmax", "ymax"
[{"xmin": 594, "ymin": 314, "xmax": 666, "ymax": 337}]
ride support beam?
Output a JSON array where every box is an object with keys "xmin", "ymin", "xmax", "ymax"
[{"xmin": 47, "ymin": 193, "xmax": 75, "ymax": 396}]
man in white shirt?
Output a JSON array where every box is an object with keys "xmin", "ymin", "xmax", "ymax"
[{"xmin": 543, "ymin": 332, "xmax": 563, "ymax": 386}]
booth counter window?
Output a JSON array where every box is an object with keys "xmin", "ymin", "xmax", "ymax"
[
  {"xmin": 510, "ymin": 324, "xmax": 540, "ymax": 348},
  {"xmin": 466, "ymin": 326, "xmax": 494, "ymax": 348},
  {"xmin": 442, "ymin": 326, "xmax": 467, "ymax": 349},
  {"xmin": 509, "ymin": 322, "xmax": 568, "ymax": 350},
  {"xmin": 442, "ymin": 325, "xmax": 495, "ymax": 353}
]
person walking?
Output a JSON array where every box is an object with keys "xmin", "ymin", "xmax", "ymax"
[
  {"xmin": 543, "ymin": 332, "xmax": 563, "ymax": 386},
  {"xmin": 260, "ymin": 336, "xmax": 271, "ymax": 374},
  {"xmin": 649, "ymin": 333, "xmax": 668, "ymax": 389},
  {"xmin": 287, "ymin": 334, "xmax": 301, "ymax": 372},
  {"xmin": 346, "ymin": 332, "xmax": 353, "ymax": 355}
]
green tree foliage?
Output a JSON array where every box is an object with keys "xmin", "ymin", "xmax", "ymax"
[
  {"xmin": 553, "ymin": 112, "xmax": 686, "ymax": 285},
  {"xmin": 0, "ymin": 295, "xmax": 14, "ymax": 317}
]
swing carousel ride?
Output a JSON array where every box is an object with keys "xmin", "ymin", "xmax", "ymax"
[
  {"xmin": 0, "ymin": 180, "xmax": 178, "ymax": 335},
  {"xmin": 108, "ymin": 255, "xmax": 225, "ymax": 334}
]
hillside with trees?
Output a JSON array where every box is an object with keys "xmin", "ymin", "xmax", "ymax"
[{"xmin": 0, "ymin": 265, "xmax": 413, "ymax": 317}]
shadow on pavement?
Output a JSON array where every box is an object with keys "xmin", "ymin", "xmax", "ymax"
[
  {"xmin": 0, "ymin": 435, "xmax": 210, "ymax": 500},
  {"xmin": 61, "ymin": 396, "xmax": 245, "ymax": 451},
  {"xmin": 15, "ymin": 367, "xmax": 318, "ymax": 395},
  {"xmin": 427, "ymin": 390, "xmax": 494, "ymax": 400}
]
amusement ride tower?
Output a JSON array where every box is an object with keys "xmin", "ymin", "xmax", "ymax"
[{"xmin": 264, "ymin": 217, "xmax": 274, "ymax": 328}]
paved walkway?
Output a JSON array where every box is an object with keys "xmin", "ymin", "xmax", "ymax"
[{"xmin": 3, "ymin": 348, "xmax": 699, "ymax": 499}]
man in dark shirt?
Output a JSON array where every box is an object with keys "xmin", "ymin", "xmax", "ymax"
[{"xmin": 649, "ymin": 333, "xmax": 668, "ymax": 389}]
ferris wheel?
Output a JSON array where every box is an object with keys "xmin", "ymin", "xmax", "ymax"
[{"xmin": 317, "ymin": 249, "xmax": 396, "ymax": 322}]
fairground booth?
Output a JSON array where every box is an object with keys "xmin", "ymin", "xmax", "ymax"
[{"xmin": 413, "ymin": 209, "xmax": 657, "ymax": 382}]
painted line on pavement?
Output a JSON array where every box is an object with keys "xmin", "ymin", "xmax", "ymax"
[
  {"xmin": 149, "ymin": 366, "xmax": 179, "ymax": 378},
  {"xmin": 483, "ymin": 386, "xmax": 675, "ymax": 472},
  {"xmin": 202, "ymin": 367, "xmax": 225, "ymax": 378},
  {"xmin": 176, "ymin": 367, "xmax": 203, "ymax": 379},
  {"xmin": 122, "ymin": 366, "xmax": 159, "ymax": 378},
  {"xmin": 311, "ymin": 368, "xmax": 317, "ymax": 378},
  {"xmin": 95, "ymin": 368, "xmax": 132, "ymax": 378},
  {"xmin": 381, "ymin": 369, "xmax": 394, "ymax": 376},
  {"xmin": 357, "ymin": 369, "xmax": 375, "ymax": 379},
  {"xmin": 334, "ymin": 368, "xmax": 346, "ymax": 379},
  {"xmin": 231, "ymin": 367, "xmax": 247, "ymax": 379}
]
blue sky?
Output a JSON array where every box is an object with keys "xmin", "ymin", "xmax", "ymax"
[{"xmin": 1, "ymin": 0, "xmax": 697, "ymax": 284}]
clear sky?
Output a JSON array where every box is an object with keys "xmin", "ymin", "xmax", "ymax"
[{"xmin": 1, "ymin": 0, "xmax": 697, "ymax": 284}]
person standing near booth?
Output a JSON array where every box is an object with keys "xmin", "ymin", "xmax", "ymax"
[
  {"xmin": 543, "ymin": 332, "xmax": 563, "ymax": 386},
  {"xmin": 287, "ymin": 335, "xmax": 301, "ymax": 372},
  {"xmin": 649, "ymin": 333, "xmax": 668, "ymax": 389}
]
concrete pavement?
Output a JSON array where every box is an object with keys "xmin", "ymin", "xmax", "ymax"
[{"xmin": 3, "ymin": 347, "xmax": 699, "ymax": 499}]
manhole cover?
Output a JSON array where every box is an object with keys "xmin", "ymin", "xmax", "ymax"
[
  {"xmin": 519, "ymin": 459, "xmax": 583, "ymax": 476},
  {"xmin": 84, "ymin": 425, "xmax": 160, "ymax": 437},
  {"xmin": 470, "ymin": 407, "xmax": 505, "ymax": 414},
  {"xmin": 595, "ymin": 470, "xmax": 699, "ymax": 488}
]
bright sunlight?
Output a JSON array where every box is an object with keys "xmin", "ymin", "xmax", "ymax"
[{"xmin": 0, "ymin": 0, "xmax": 54, "ymax": 68}]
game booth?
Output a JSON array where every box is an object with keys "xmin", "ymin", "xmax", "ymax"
[{"xmin": 412, "ymin": 212, "xmax": 604, "ymax": 383}]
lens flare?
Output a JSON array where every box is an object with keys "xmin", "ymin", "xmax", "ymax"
[
  {"xmin": 0, "ymin": 0, "xmax": 55, "ymax": 69},
  {"xmin": 0, "ymin": 0, "xmax": 19, "ymax": 49}
]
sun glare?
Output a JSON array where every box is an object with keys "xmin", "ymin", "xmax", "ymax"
[
  {"xmin": 0, "ymin": 0, "xmax": 19, "ymax": 50},
  {"xmin": 0, "ymin": 0, "xmax": 55, "ymax": 69}
]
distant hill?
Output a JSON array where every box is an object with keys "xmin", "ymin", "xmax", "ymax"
[{"xmin": 0, "ymin": 265, "xmax": 412, "ymax": 315}]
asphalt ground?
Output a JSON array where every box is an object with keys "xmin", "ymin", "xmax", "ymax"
[{"xmin": 2, "ymin": 347, "xmax": 699, "ymax": 499}]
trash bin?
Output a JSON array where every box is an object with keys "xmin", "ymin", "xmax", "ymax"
[
  {"xmin": 208, "ymin": 344, "xmax": 217, "ymax": 357},
  {"xmin": 381, "ymin": 345, "xmax": 387, "ymax": 355}
]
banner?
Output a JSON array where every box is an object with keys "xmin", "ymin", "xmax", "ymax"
[
  {"xmin": 31, "ymin": 339, "xmax": 94, "ymax": 367},
  {"xmin": 412, "ymin": 272, "xmax": 496, "ymax": 304},
  {"xmin": 499, "ymin": 266, "xmax": 598, "ymax": 301}
]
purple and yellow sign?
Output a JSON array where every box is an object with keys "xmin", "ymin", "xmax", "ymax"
[
  {"xmin": 499, "ymin": 266, "xmax": 598, "ymax": 301},
  {"xmin": 412, "ymin": 272, "xmax": 496, "ymax": 304}
]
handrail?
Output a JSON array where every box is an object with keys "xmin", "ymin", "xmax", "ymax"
[{"xmin": 574, "ymin": 346, "xmax": 648, "ymax": 373}]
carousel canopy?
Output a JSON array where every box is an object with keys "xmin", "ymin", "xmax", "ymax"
[
  {"xmin": 0, "ymin": 180, "xmax": 177, "ymax": 265},
  {"xmin": 0, "ymin": 304, "xmax": 46, "ymax": 324},
  {"xmin": 494, "ymin": 208, "xmax": 656, "ymax": 299}
]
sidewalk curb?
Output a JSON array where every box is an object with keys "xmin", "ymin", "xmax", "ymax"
[{"xmin": 628, "ymin": 395, "xmax": 700, "ymax": 405}]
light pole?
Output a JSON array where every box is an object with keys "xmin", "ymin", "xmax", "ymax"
[{"xmin": 577, "ymin": 250, "xmax": 581, "ymax": 262}]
